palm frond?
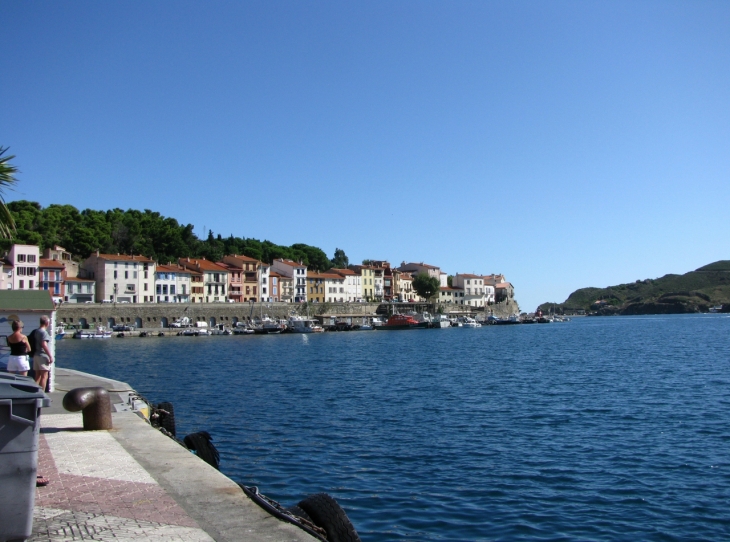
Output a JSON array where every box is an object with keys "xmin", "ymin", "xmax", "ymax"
[{"xmin": 0, "ymin": 146, "xmax": 18, "ymax": 238}]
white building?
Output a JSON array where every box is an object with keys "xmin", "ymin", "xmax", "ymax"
[
  {"xmin": 64, "ymin": 277, "xmax": 96, "ymax": 303},
  {"xmin": 8, "ymin": 244, "xmax": 40, "ymax": 291},
  {"xmin": 323, "ymin": 272, "xmax": 346, "ymax": 302},
  {"xmin": 272, "ymin": 259, "xmax": 307, "ymax": 302},
  {"xmin": 330, "ymin": 268, "xmax": 360, "ymax": 301},
  {"xmin": 81, "ymin": 252, "xmax": 156, "ymax": 303},
  {"xmin": 155, "ymin": 264, "xmax": 191, "ymax": 303},
  {"xmin": 259, "ymin": 262, "xmax": 271, "ymax": 302},
  {"xmin": 452, "ymin": 274, "xmax": 486, "ymax": 307}
]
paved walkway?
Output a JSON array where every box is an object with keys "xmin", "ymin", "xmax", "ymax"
[{"xmin": 31, "ymin": 368, "xmax": 317, "ymax": 542}]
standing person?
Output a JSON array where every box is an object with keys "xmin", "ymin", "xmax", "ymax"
[
  {"xmin": 32, "ymin": 315, "xmax": 54, "ymax": 391},
  {"xmin": 6, "ymin": 319, "xmax": 31, "ymax": 376}
]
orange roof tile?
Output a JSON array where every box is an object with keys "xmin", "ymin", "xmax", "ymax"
[{"xmin": 96, "ymin": 253, "xmax": 154, "ymax": 263}]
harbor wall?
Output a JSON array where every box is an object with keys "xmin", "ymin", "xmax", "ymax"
[
  {"xmin": 57, "ymin": 298, "xmax": 521, "ymax": 328},
  {"xmin": 57, "ymin": 301, "xmax": 382, "ymax": 328}
]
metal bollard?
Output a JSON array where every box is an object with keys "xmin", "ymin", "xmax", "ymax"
[{"xmin": 62, "ymin": 387, "xmax": 113, "ymax": 430}]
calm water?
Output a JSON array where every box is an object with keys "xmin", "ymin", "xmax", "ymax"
[{"xmin": 57, "ymin": 315, "xmax": 730, "ymax": 541}]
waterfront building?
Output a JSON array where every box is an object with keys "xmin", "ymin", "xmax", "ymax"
[
  {"xmin": 323, "ymin": 272, "xmax": 346, "ymax": 303},
  {"xmin": 307, "ymin": 271, "xmax": 326, "ymax": 303},
  {"xmin": 349, "ymin": 265, "xmax": 375, "ymax": 301},
  {"xmin": 178, "ymin": 258, "xmax": 228, "ymax": 303},
  {"xmin": 269, "ymin": 271, "xmax": 288, "ymax": 302},
  {"xmin": 155, "ymin": 264, "xmax": 191, "ymax": 303},
  {"xmin": 397, "ymin": 261, "xmax": 442, "ymax": 282},
  {"xmin": 452, "ymin": 274, "xmax": 487, "ymax": 307},
  {"xmin": 329, "ymin": 268, "xmax": 360, "ymax": 301},
  {"xmin": 259, "ymin": 262, "xmax": 271, "ymax": 302},
  {"xmin": 482, "ymin": 274, "xmax": 506, "ymax": 288},
  {"xmin": 220, "ymin": 255, "xmax": 262, "ymax": 302},
  {"xmin": 64, "ymin": 276, "xmax": 96, "ymax": 303},
  {"xmin": 495, "ymin": 282, "xmax": 514, "ymax": 303},
  {"xmin": 82, "ymin": 252, "xmax": 156, "ymax": 303},
  {"xmin": 398, "ymin": 272, "xmax": 416, "ymax": 302},
  {"xmin": 43, "ymin": 245, "xmax": 79, "ymax": 278},
  {"xmin": 38, "ymin": 258, "xmax": 66, "ymax": 301},
  {"xmin": 7, "ymin": 244, "xmax": 40, "ymax": 291},
  {"xmin": 438, "ymin": 286, "xmax": 464, "ymax": 304},
  {"xmin": 189, "ymin": 269, "xmax": 204, "ymax": 303},
  {"xmin": 272, "ymin": 259, "xmax": 307, "ymax": 302},
  {"xmin": 0, "ymin": 260, "xmax": 9, "ymax": 290}
]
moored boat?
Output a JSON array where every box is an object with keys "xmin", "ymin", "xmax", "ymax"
[
  {"xmin": 288, "ymin": 315, "xmax": 324, "ymax": 333},
  {"xmin": 73, "ymin": 327, "xmax": 113, "ymax": 339},
  {"xmin": 375, "ymin": 313, "xmax": 420, "ymax": 330}
]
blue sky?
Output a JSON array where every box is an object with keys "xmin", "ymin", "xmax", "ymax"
[{"xmin": 2, "ymin": 1, "xmax": 728, "ymax": 310}]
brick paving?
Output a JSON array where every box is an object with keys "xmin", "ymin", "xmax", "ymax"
[{"xmin": 32, "ymin": 413, "xmax": 214, "ymax": 541}]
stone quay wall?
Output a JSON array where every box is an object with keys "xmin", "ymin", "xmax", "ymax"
[
  {"xmin": 57, "ymin": 298, "xmax": 521, "ymax": 329},
  {"xmin": 57, "ymin": 302, "xmax": 383, "ymax": 329}
]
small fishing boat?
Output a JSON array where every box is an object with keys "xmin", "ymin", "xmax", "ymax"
[
  {"xmin": 375, "ymin": 313, "xmax": 420, "ymax": 330},
  {"xmin": 431, "ymin": 315, "xmax": 451, "ymax": 328},
  {"xmin": 459, "ymin": 316, "xmax": 482, "ymax": 328},
  {"xmin": 73, "ymin": 327, "xmax": 113, "ymax": 339}
]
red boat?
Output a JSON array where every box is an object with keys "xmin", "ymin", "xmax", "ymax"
[{"xmin": 375, "ymin": 313, "xmax": 420, "ymax": 330}]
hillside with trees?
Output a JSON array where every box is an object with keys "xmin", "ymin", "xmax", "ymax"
[
  {"xmin": 540, "ymin": 261, "xmax": 730, "ymax": 315},
  {"xmin": 0, "ymin": 200, "xmax": 342, "ymax": 272}
]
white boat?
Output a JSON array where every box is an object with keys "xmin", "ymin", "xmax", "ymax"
[
  {"xmin": 73, "ymin": 327, "xmax": 112, "ymax": 339},
  {"xmin": 371, "ymin": 317, "xmax": 386, "ymax": 328},
  {"xmin": 431, "ymin": 315, "xmax": 451, "ymax": 328},
  {"xmin": 55, "ymin": 326, "xmax": 68, "ymax": 340},
  {"xmin": 253, "ymin": 316, "xmax": 286, "ymax": 334},
  {"xmin": 288, "ymin": 315, "xmax": 324, "ymax": 333},
  {"xmin": 232, "ymin": 323, "xmax": 254, "ymax": 335},
  {"xmin": 210, "ymin": 324, "xmax": 232, "ymax": 335},
  {"xmin": 459, "ymin": 317, "xmax": 482, "ymax": 328}
]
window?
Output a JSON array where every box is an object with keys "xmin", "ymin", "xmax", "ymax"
[
  {"xmin": 125, "ymin": 271, "xmax": 129, "ymax": 279},
  {"xmin": 273, "ymin": 287, "xmax": 277, "ymax": 295},
  {"xmin": 133, "ymin": 271, "xmax": 137, "ymax": 279},
  {"xmin": 29, "ymin": 280, "xmax": 33, "ymax": 289},
  {"xmin": 54, "ymin": 283, "xmax": 60, "ymax": 295},
  {"xmin": 28, "ymin": 255, "xmax": 36, "ymax": 263},
  {"xmin": 114, "ymin": 270, "xmax": 118, "ymax": 279},
  {"xmin": 170, "ymin": 285, "xmax": 175, "ymax": 295},
  {"xmin": 55, "ymin": 271, "xmax": 61, "ymax": 281},
  {"xmin": 144, "ymin": 283, "xmax": 148, "ymax": 291},
  {"xmin": 19, "ymin": 280, "xmax": 24, "ymax": 289},
  {"xmin": 43, "ymin": 270, "xmax": 49, "ymax": 280},
  {"xmin": 43, "ymin": 282, "xmax": 49, "ymax": 290},
  {"xmin": 17, "ymin": 254, "xmax": 26, "ymax": 262},
  {"xmin": 156, "ymin": 285, "xmax": 161, "ymax": 294}
]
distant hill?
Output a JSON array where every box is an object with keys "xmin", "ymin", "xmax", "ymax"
[{"xmin": 540, "ymin": 261, "xmax": 730, "ymax": 315}]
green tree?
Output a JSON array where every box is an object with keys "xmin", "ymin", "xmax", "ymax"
[
  {"xmin": 0, "ymin": 147, "xmax": 19, "ymax": 238},
  {"xmin": 331, "ymin": 248, "xmax": 349, "ymax": 268},
  {"xmin": 412, "ymin": 272, "xmax": 440, "ymax": 300}
]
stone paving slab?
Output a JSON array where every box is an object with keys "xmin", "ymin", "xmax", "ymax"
[{"xmin": 32, "ymin": 370, "xmax": 318, "ymax": 542}]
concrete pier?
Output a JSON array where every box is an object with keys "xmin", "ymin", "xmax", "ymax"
[{"xmin": 33, "ymin": 368, "xmax": 317, "ymax": 541}]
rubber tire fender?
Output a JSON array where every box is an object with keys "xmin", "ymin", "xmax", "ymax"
[
  {"xmin": 297, "ymin": 493, "xmax": 361, "ymax": 542},
  {"xmin": 156, "ymin": 401, "xmax": 176, "ymax": 437}
]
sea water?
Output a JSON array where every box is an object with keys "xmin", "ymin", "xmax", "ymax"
[{"xmin": 57, "ymin": 314, "xmax": 730, "ymax": 541}]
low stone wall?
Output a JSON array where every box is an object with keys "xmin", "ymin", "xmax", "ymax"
[{"xmin": 57, "ymin": 301, "xmax": 383, "ymax": 329}]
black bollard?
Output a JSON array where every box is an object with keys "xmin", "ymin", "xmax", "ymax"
[{"xmin": 62, "ymin": 387, "xmax": 113, "ymax": 430}]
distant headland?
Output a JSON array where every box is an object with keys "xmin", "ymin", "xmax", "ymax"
[{"xmin": 539, "ymin": 261, "xmax": 730, "ymax": 315}]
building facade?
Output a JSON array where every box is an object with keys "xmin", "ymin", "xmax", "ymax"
[{"xmin": 81, "ymin": 252, "xmax": 156, "ymax": 303}]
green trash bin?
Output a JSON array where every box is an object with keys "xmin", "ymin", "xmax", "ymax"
[{"xmin": 0, "ymin": 374, "xmax": 51, "ymax": 542}]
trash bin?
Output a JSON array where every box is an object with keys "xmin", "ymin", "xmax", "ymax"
[{"xmin": 0, "ymin": 374, "xmax": 51, "ymax": 542}]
